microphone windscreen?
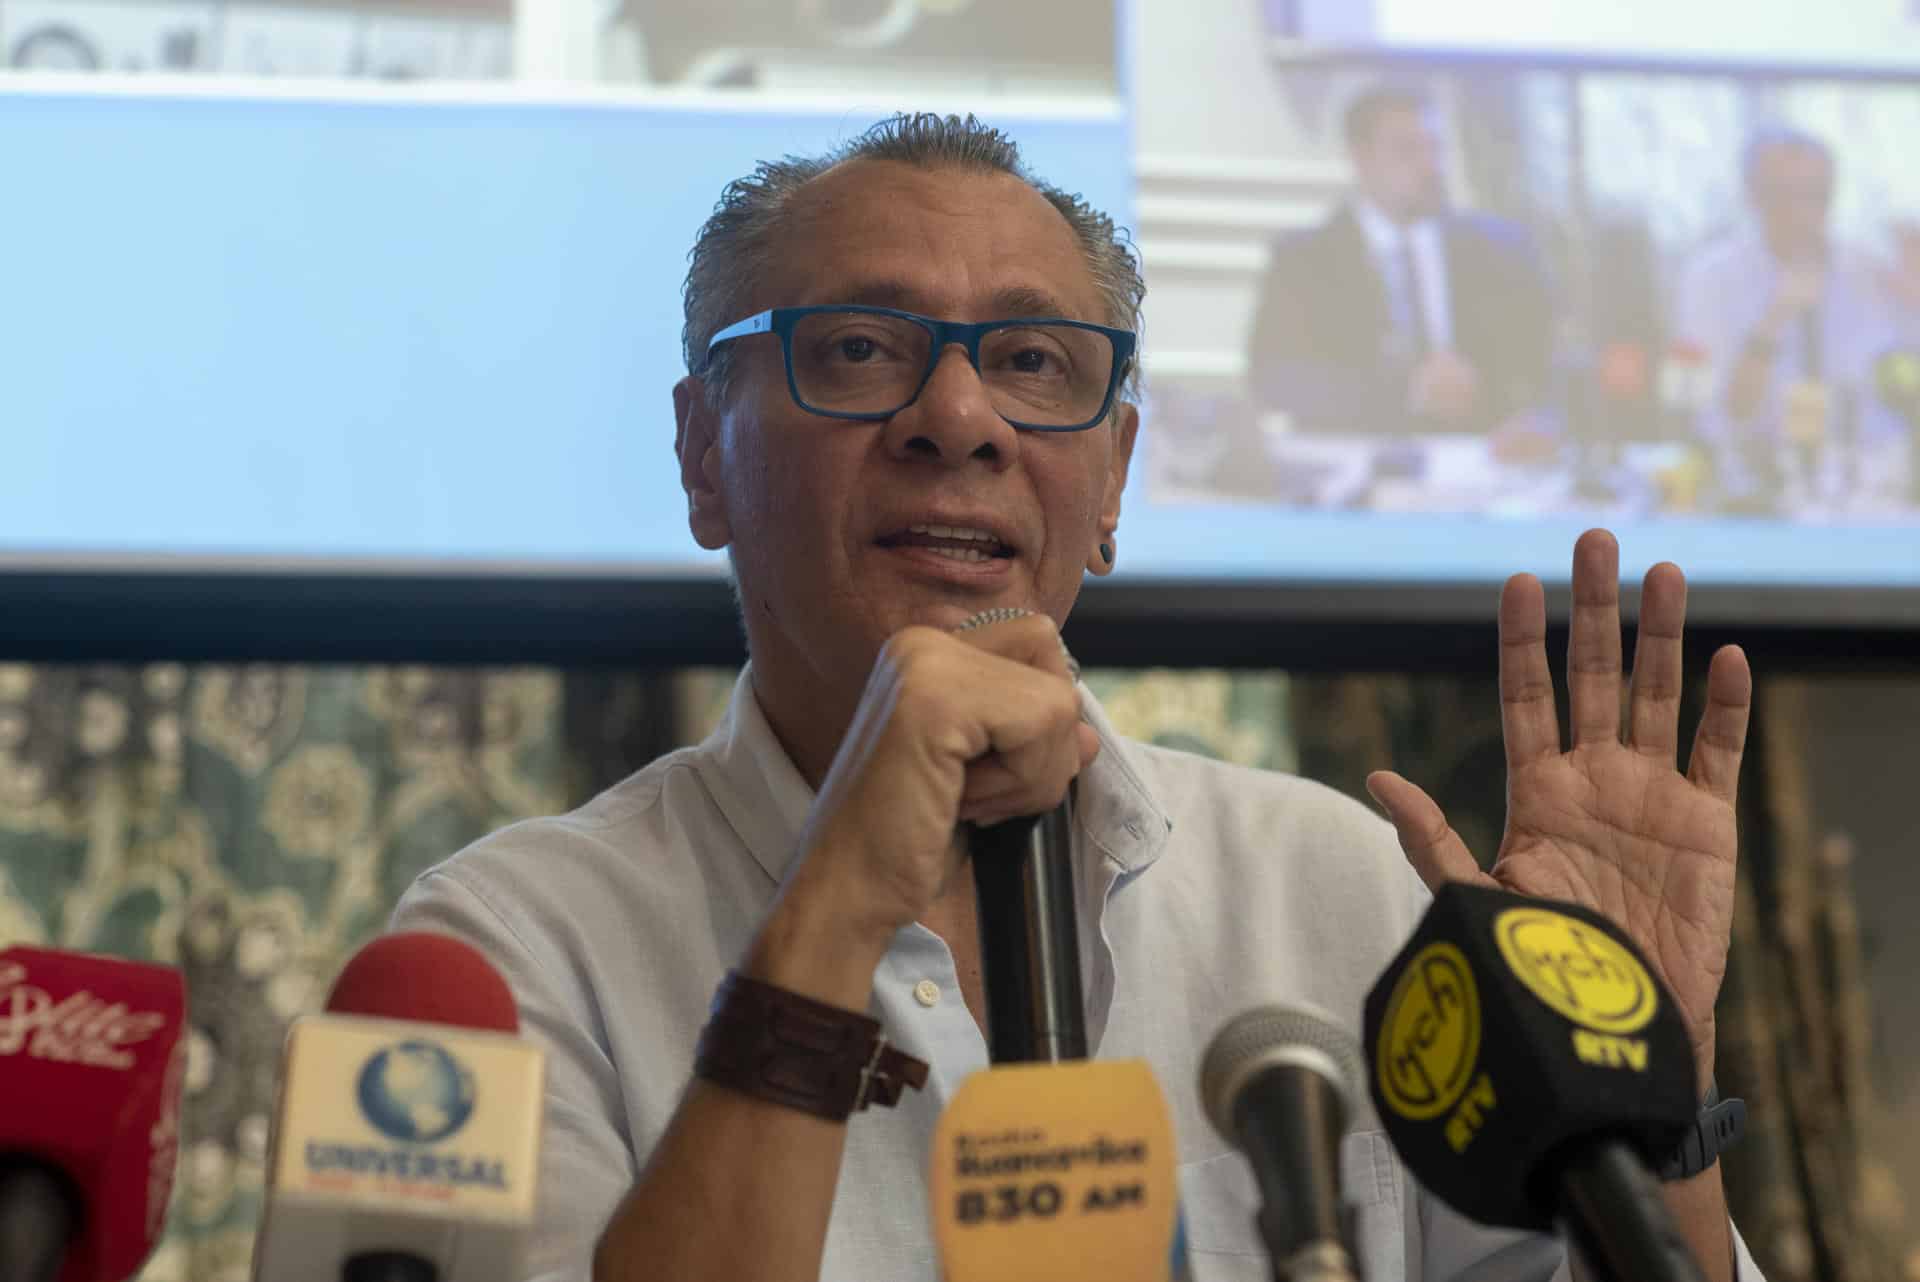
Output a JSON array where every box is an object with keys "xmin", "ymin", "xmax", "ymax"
[
  {"xmin": 254, "ymin": 934, "xmax": 543, "ymax": 1282},
  {"xmin": 0, "ymin": 945, "xmax": 187, "ymax": 1282},
  {"xmin": 930, "ymin": 1059, "xmax": 1182, "ymax": 1282},
  {"xmin": 1362, "ymin": 883, "xmax": 1696, "ymax": 1231},
  {"xmin": 325, "ymin": 931, "xmax": 518, "ymax": 1033},
  {"xmin": 1198, "ymin": 1003, "xmax": 1360, "ymax": 1143}
]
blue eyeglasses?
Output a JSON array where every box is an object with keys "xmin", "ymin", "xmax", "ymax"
[{"xmin": 704, "ymin": 305, "xmax": 1136, "ymax": 432}]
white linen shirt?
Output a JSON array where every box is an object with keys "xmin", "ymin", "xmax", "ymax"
[{"xmin": 390, "ymin": 668, "xmax": 1762, "ymax": 1282}]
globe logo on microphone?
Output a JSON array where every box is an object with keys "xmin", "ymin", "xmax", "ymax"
[{"xmin": 356, "ymin": 1040, "xmax": 477, "ymax": 1144}]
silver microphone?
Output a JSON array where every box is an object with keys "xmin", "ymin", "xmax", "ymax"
[{"xmin": 1200, "ymin": 1005, "xmax": 1365, "ymax": 1282}]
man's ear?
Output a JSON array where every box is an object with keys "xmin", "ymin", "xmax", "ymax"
[
  {"xmin": 1086, "ymin": 402, "xmax": 1139, "ymax": 576},
  {"xmin": 674, "ymin": 376, "xmax": 732, "ymax": 551}
]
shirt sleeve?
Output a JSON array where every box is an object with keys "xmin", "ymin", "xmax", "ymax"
[
  {"xmin": 1416, "ymin": 1179, "xmax": 1770, "ymax": 1282},
  {"xmin": 391, "ymin": 867, "xmax": 637, "ymax": 1282}
]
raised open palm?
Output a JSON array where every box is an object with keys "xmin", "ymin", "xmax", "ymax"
[{"xmin": 1367, "ymin": 529, "xmax": 1753, "ymax": 1085}]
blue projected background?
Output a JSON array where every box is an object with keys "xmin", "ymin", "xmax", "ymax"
[{"xmin": 2, "ymin": 89, "xmax": 1124, "ymax": 574}]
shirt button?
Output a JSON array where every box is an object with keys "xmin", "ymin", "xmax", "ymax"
[{"xmin": 913, "ymin": 979, "xmax": 941, "ymax": 1007}]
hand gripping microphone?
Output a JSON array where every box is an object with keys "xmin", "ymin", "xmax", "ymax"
[
  {"xmin": 956, "ymin": 606, "xmax": 1087, "ymax": 1065},
  {"xmin": 1362, "ymin": 883, "xmax": 1704, "ymax": 1282},
  {"xmin": 251, "ymin": 932, "xmax": 545, "ymax": 1282},
  {"xmin": 935, "ymin": 613, "xmax": 1189, "ymax": 1280},
  {"xmin": 0, "ymin": 946, "xmax": 186, "ymax": 1282},
  {"xmin": 1199, "ymin": 1006, "xmax": 1363, "ymax": 1282}
]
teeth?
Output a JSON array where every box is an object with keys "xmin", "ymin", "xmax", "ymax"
[
  {"xmin": 927, "ymin": 546, "xmax": 992, "ymax": 562},
  {"xmin": 908, "ymin": 523, "xmax": 998, "ymax": 543}
]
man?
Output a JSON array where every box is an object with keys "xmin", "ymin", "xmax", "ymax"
[
  {"xmin": 1672, "ymin": 126, "xmax": 1890, "ymax": 510},
  {"xmin": 1245, "ymin": 85, "xmax": 1555, "ymax": 436},
  {"xmin": 392, "ymin": 114, "xmax": 1761, "ymax": 1281}
]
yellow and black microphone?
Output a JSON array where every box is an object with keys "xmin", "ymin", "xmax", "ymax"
[{"xmin": 1362, "ymin": 883, "xmax": 1703, "ymax": 1282}]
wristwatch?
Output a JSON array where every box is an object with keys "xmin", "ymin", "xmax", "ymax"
[{"xmin": 1657, "ymin": 1079, "xmax": 1747, "ymax": 1181}]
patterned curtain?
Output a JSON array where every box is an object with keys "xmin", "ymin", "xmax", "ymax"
[
  {"xmin": 0, "ymin": 662, "xmax": 1905, "ymax": 1279},
  {"xmin": 0, "ymin": 662, "xmax": 666, "ymax": 1281}
]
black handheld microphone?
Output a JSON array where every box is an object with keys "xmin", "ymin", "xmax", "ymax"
[
  {"xmin": 1199, "ymin": 1005, "xmax": 1363, "ymax": 1282},
  {"xmin": 1362, "ymin": 883, "xmax": 1704, "ymax": 1282},
  {"xmin": 956, "ymin": 607, "xmax": 1088, "ymax": 1064},
  {"xmin": 969, "ymin": 801, "xmax": 1087, "ymax": 1063}
]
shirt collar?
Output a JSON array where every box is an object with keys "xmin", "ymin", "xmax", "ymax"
[
  {"xmin": 1353, "ymin": 197, "xmax": 1434, "ymax": 255},
  {"xmin": 695, "ymin": 665, "xmax": 1173, "ymax": 890}
]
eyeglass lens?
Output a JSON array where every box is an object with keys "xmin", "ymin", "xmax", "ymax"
[{"xmin": 788, "ymin": 310, "xmax": 1115, "ymax": 426}]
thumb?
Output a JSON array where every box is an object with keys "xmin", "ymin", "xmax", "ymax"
[{"xmin": 1365, "ymin": 771, "xmax": 1486, "ymax": 893}]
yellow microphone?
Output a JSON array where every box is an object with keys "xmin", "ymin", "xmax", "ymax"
[{"xmin": 930, "ymin": 1059, "xmax": 1187, "ymax": 1282}]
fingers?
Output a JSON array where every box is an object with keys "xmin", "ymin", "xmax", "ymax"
[
  {"xmin": 1626, "ymin": 562, "xmax": 1687, "ymax": 766},
  {"xmin": 1687, "ymin": 645, "xmax": 1753, "ymax": 805},
  {"xmin": 929, "ymin": 615, "xmax": 1091, "ymax": 824},
  {"xmin": 1365, "ymin": 771, "xmax": 1487, "ymax": 893},
  {"xmin": 1498, "ymin": 572, "xmax": 1561, "ymax": 769},
  {"xmin": 1567, "ymin": 529, "xmax": 1624, "ymax": 748},
  {"xmin": 949, "ymin": 610, "xmax": 1078, "ymax": 684}
]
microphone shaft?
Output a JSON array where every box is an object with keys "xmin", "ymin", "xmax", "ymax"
[
  {"xmin": 1231, "ymin": 1067, "xmax": 1348, "ymax": 1272},
  {"xmin": 344, "ymin": 1251, "xmax": 440, "ymax": 1282},
  {"xmin": 0, "ymin": 1158, "xmax": 75, "ymax": 1282},
  {"xmin": 970, "ymin": 798, "xmax": 1087, "ymax": 1063},
  {"xmin": 1554, "ymin": 1139, "xmax": 1705, "ymax": 1282}
]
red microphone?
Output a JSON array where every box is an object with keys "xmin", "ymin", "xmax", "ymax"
[
  {"xmin": 324, "ymin": 933, "xmax": 519, "ymax": 1033},
  {"xmin": 0, "ymin": 945, "xmax": 187, "ymax": 1282},
  {"xmin": 252, "ymin": 932, "xmax": 544, "ymax": 1282}
]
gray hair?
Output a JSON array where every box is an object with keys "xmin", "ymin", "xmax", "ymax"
[{"xmin": 681, "ymin": 112, "xmax": 1145, "ymax": 407}]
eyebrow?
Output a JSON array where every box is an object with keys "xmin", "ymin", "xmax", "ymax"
[{"xmin": 820, "ymin": 280, "xmax": 1084, "ymax": 321}]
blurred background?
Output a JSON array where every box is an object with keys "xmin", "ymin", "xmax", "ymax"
[{"xmin": 3, "ymin": 1, "xmax": 1918, "ymax": 1279}]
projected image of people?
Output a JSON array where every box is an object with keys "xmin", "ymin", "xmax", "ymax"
[
  {"xmin": 1245, "ymin": 85, "xmax": 1555, "ymax": 442},
  {"xmin": 1150, "ymin": 67, "xmax": 1920, "ymax": 525},
  {"xmin": 1673, "ymin": 127, "xmax": 1913, "ymax": 514}
]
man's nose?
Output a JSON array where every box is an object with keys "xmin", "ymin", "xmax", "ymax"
[{"xmin": 882, "ymin": 345, "xmax": 1019, "ymax": 470}]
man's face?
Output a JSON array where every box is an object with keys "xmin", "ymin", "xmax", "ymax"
[
  {"xmin": 1749, "ymin": 143, "xmax": 1833, "ymax": 257},
  {"xmin": 676, "ymin": 159, "xmax": 1137, "ymax": 694},
  {"xmin": 1353, "ymin": 107, "xmax": 1446, "ymax": 221}
]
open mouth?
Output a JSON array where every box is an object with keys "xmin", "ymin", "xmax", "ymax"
[{"xmin": 876, "ymin": 523, "xmax": 1017, "ymax": 564}]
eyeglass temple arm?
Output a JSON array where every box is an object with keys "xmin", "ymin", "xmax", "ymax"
[{"xmin": 706, "ymin": 310, "xmax": 775, "ymax": 352}]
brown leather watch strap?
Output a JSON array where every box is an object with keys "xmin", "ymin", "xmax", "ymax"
[{"xmin": 694, "ymin": 972, "xmax": 930, "ymax": 1122}]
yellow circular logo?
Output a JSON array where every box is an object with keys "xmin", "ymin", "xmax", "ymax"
[
  {"xmin": 1494, "ymin": 907, "xmax": 1658, "ymax": 1035},
  {"xmin": 1375, "ymin": 941, "xmax": 1481, "ymax": 1120}
]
